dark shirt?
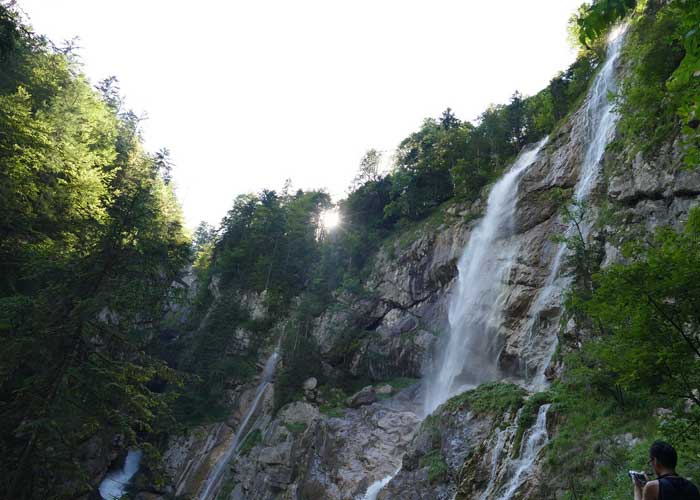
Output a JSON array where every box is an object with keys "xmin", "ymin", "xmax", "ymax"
[{"xmin": 659, "ymin": 475, "xmax": 700, "ymax": 500}]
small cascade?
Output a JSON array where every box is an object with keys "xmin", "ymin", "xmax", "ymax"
[
  {"xmin": 523, "ymin": 24, "xmax": 628, "ymax": 389},
  {"xmin": 360, "ymin": 467, "xmax": 401, "ymax": 500},
  {"xmin": 424, "ymin": 138, "xmax": 547, "ymax": 414},
  {"xmin": 478, "ymin": 415, "xmax": 518, "ymax": 500},
  {"xmin": 198, "ymin": 351, "xmax": 280, "ymax": 500},
  {"xmin": 98, "ymin": 449, "xmax": 143, "ymax": 500},
  {"xmin": 495, "ymin": 403, "xmax": 551, "ymax": 500}
]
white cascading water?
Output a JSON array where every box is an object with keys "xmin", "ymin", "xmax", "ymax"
[
  {"xmin": 478, "ymin": 414, "xmax": 518, "ymax": 500},
  {"xmin": 495, "ymin": 403, "xmax": 552, "ymax": 500},
  {"xmin": 98, "ymin": 449, "xmax": 143, "ymax": 500},
  {"xmin": 361, "ymin": 467, "xmax": 401, "ymax": 500},
  {"xmin": 198, "ymin": 351, "xmax": 280, "ymax": 500},
  {"xmin": 423, "ymin": 138, "xmax": 547, "ymax": 415},
  {"xmin": 526, "ymin": 24, "xmax": 628, "ymax": 390}
]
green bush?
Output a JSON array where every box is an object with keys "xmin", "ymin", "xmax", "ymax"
[{"xmin": 419, "ymin": 450, "xmax": 449, "ymax": 483}]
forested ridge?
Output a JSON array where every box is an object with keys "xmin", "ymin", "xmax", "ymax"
[{"xmin": 1, "ymin": 0, "xmax": 700, "ymax": 499}]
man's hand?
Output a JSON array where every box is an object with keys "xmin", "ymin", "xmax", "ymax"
[
  {"xmin": 632, "ymin": 478, "xmax": 659, "ymax": 500},
  {"xmin": 632, "ymin": 473, "xmax": 647, "ymax": 500}
]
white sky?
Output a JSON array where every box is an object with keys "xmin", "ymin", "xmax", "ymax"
[{"xmin": 18, "ymin": 0, "xmax": 582, "ymax": 229}]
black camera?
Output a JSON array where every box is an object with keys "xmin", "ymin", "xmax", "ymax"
[{"xmin": 628, "ymin": 471, "xmax": 648, "ymax": 486}]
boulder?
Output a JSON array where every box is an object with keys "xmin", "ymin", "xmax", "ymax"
[
  {"xmin": 375, "ymin": 384, "xmax": 393, "ymax": 395},
  {"xmin": 346, "ymin": 386, "xmax": 377, "ymax": 408},
  {"xmin": 302, "ymin": 377, "xmax": 318, "ymax": 391}
]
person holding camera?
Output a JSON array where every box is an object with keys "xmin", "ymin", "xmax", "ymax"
[{"xmin": 631, "ymin": 441, "xmax": 700, "ymax": 500}]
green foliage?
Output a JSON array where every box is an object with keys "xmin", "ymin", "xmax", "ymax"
[
  {"xmin": 419, "ymin": 449, "xmax": 449, "ymax": 483},
  {"xmin": 216, "ymin": 477, "xmax": 237, "ymax": 500},
  {"xmin": 611, "ymin": 0, "xmax": 700, "ymax": 164},
  {"xmin": 0, "ymin": 6, "xmax": 191, "ymax": 498},
  {"xmin": 582, "ymin": 208, "xmax": 700, "ymax": 413},
  {"xmin": 573, "ymin": 0, "xmax": 636, "ymax": 49},
  {"xmin": 214, "ymin": 188, "xmax": 331, "ymax": 307},
  {"xmin": 440, "ymin": 382, "xmax": 526, "ymax": 415},
  {"xmin": 545, "ymin": 376, "xmax": 658, "ymax": 498},
  {"xmin": 284, "ymin": 422, "xmax": 307, "ymax": 433},
  {"xmin": 239, "ymin": 429, "xmax": 262, "ymax": 457},
  {"xmin": 168, "ymin": 293, "xmax": 261, "ymax": 426},
  {"xmin": 549, "ymin": 206, "xmax": 700, "ymax": 497},
  {"xmin": 385, "ymin": 377, "xmax": 420, "ymax": 391},
  {"xmin": 274, "ymin": 314, "xmax": 324, "ymax": 411},
  {"xmin": 318, "ymin": 385, "xmax": 351, "ymax": 416}
]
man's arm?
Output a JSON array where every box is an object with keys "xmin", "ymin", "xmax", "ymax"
[{"xmin": 642, "ymin": 480, "xmax": 659, "ymax": 500}]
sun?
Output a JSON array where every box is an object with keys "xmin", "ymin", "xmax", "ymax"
[{"xmin": 320, "ymin": 209, "xmax": 341, "ymax": 230}]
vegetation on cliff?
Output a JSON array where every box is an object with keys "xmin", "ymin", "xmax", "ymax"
[
  {"xmin": 0, "ymin": 6, "xmax": 190, "ymax": 498},
  {"xmin": 544, "ymin": 3, "xmax": 700, "ymax": 497}
]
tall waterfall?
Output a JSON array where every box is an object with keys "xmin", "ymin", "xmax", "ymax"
[
  {"xmin": 424, "ymin": 139, "xmax": 547, "ymax": 414},
  {"xmin": 477, "ymin": 24, "xmax": 628, "ymax": 500},
  {"xmin": 526, "ymin": 24, "xmax": 628, "ymax": 389},
  {"xmin": 198, "ymin": 351, "xmax": 280, "ymax": 500}
]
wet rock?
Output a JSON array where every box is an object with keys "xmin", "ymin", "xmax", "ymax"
[
  {"xmin": 347, "ymin": 386, "xmax": 378, "ymax": 408},
  {"xmin": 231, "ymin": 398, "xmax": 420, "ymax": 500}
]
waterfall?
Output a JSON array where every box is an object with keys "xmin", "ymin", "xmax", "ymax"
[
  {"xmin": 525, "ymin": 24, "xmax": 628, "ymax": 389},
  {"xmin": 198, "ymin": 351, "xmax": 280, "ymax": 500},
  {"xmin": 98, "ymin": 449, "xmax": 143, "ymax": 500},
  {"xmin": 423, "ymin": 138, "xmax": 547, "ymax": 414},
  {"xmin": 495, "ymin": 404, "xmax": 551, "ymax": 500},
  {"xmin": 478, "ymin": 414, "xmax": 518, "ymax": 500},
  {"xmin": 360, "ymin": 467, "xmax": 401, "ymax": 500}
]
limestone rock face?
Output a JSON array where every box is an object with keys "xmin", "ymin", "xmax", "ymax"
[
  {"xmin": 231, "ymin": 396, "xmax": 421, "ymax": 500},
  {"xmin": 310, "ymin": 203, "xmax": 476, "ymax": 382}
]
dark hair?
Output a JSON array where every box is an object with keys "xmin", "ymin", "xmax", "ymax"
[{"xmin": 650, "ymin": 440, "xmax": 678, "ymax": 469}]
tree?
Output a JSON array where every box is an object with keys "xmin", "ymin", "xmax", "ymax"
[
  {"xmin": 439, "ymin": 107, "xmax": 461, "ymax": 130},
  {"xmin": 192, "ymin": 221, "xmax": 216, "ymax": 251},
  {"xmin": 506, "ymin": 91, "xmax": 527, "ymax": 150},
  {"xmin": 153, "ymin": 147, "xmax": 174, "ymax": 185},
  {"xmin": 349, "ymin": 149, "xmax": 382, "ymax": 192},
  {"xmin": 0, "ymin": 7, "xmax": 190, "ymax": 497},
  {"xmin": 574, "ymin": 208, "xmax": 700, "ymax": 419}
]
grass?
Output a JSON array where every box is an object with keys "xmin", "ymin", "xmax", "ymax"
[
  {"xmin": 419, "ymin": 449, "xmax": 449, "ymax": 483},
  {"xmin": 441, "ymin": 382, "xmax": 526, "ymax": 415},
  {"xmin": 238, "ymin": 429, "xmax": 262, "ymax": 457},
  {"xmin": 284, "ymin": 422, "xmax": 307, "ymax": 433},
  {"xmin": 543, "ymin": 379, "xmax": 662, "ymax": 499},
  {"xmin": 215, "ymin": 476, "xmax": 237, "ymax": 500},
  {"xmin": 318, "ymin": 385, "xmax": 351, "ymax": 417},
  {"xmin": 384, "ymin": 376, "xmax": 420, "ymax": 391}
]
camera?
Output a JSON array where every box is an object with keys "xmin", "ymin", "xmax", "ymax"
[{"xmin": 628, "ymin": 471, "xmax": 648, "ymax": 486}]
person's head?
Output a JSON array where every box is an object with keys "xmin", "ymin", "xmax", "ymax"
[{"xmin": 649, "ymin": 440, "xmax": 677, "ymax": 474}]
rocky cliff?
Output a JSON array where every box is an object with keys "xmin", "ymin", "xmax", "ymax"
[{"xmin": 145, "ymin": 15, "xmax": 700, "ymax": 500}]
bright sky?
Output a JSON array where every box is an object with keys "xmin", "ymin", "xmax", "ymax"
[{"xmin": 18, "ymin": 0, "xmax": 582, "ymax": 228}]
